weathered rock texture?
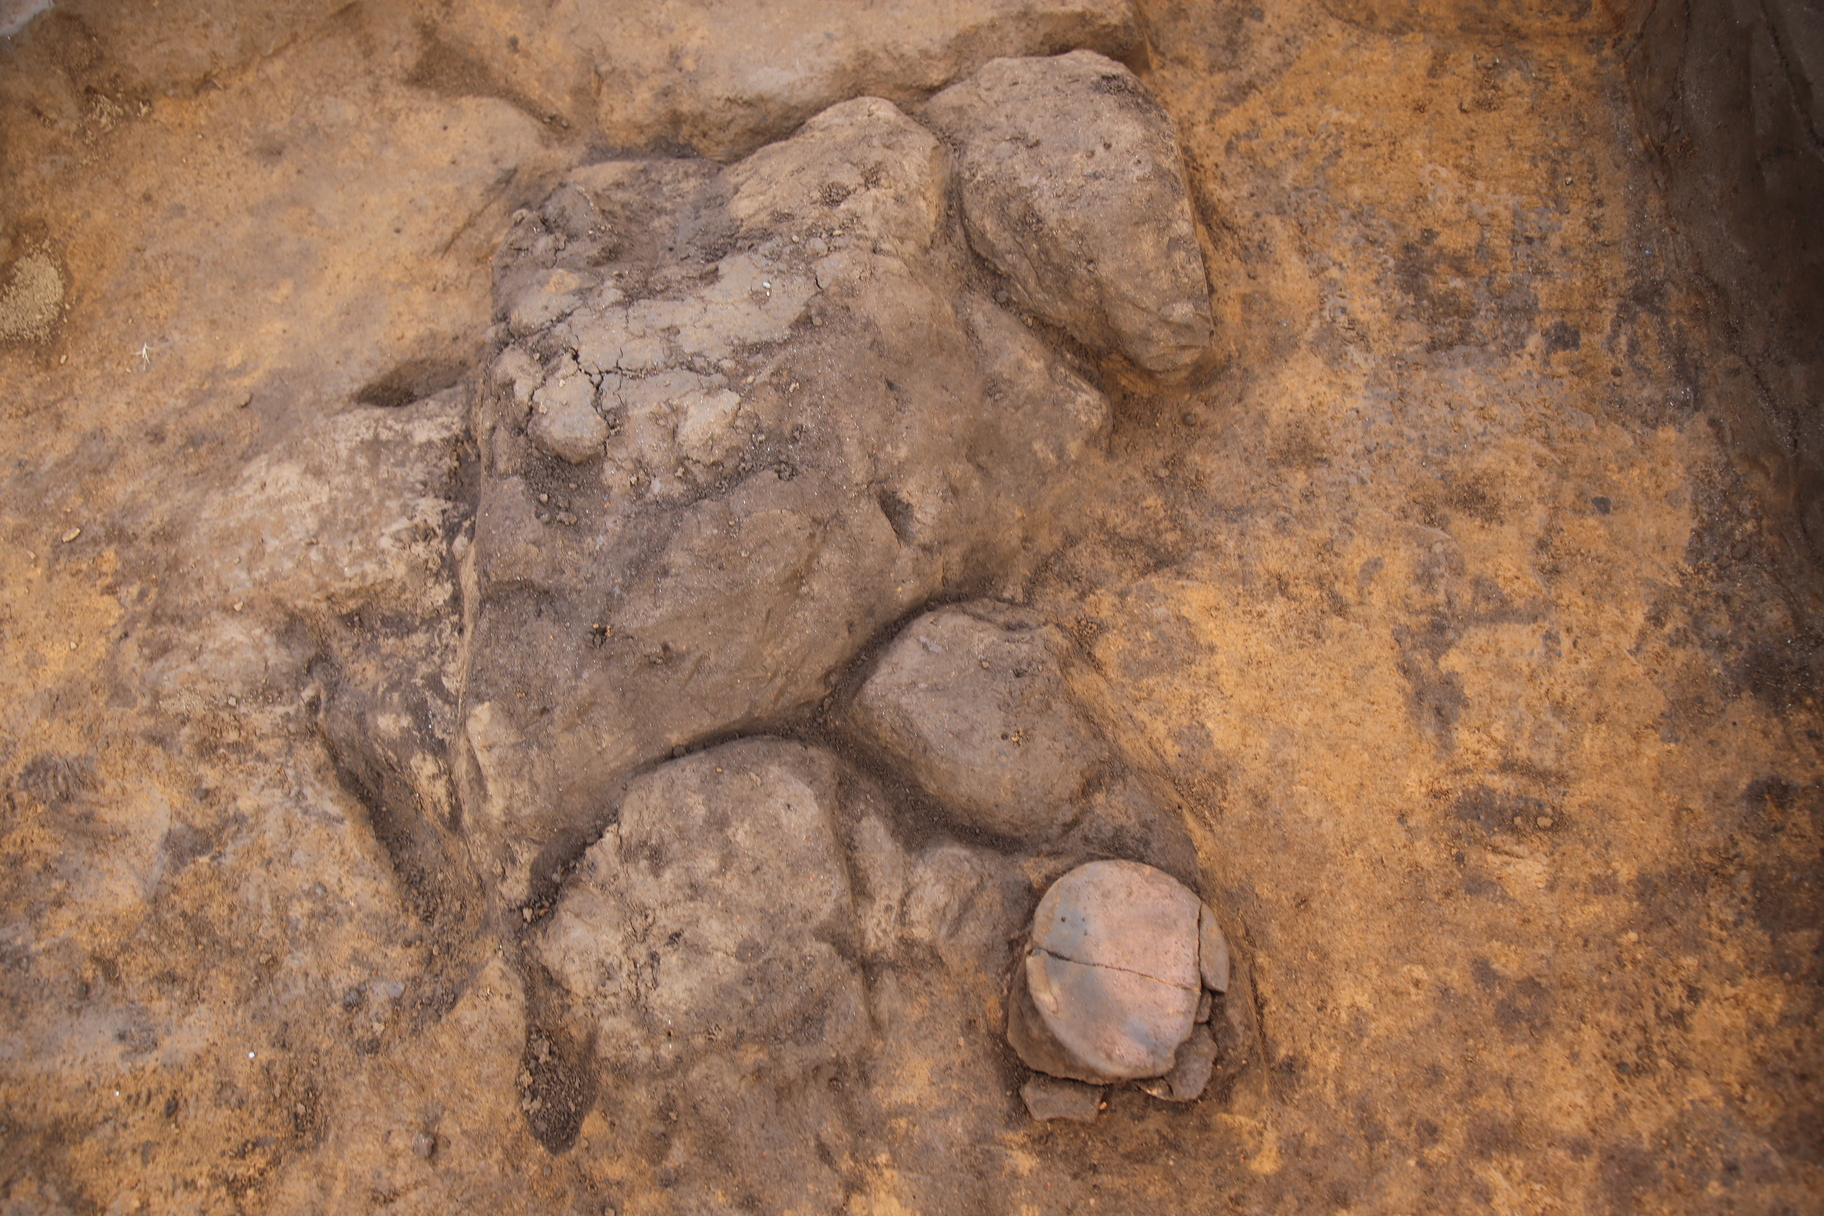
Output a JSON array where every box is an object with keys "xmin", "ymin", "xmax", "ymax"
[
  {"xmin": 533, "ymin": 736, "xmax": 1043, "ymax": 1211},
  {"xmin": 177, "ymin": 391, "xmax": 478, "ymax": 917},
  {"xmin": 529, "ymin": 715, "xmax": 1245, "ymax": 1200},
  {"xmin": 536, "ymin": 740, "xmax": 868, "ymax": 1079},
  {"xmin": 848, "ymin": 601, "xmax": 1110, "ymax": 839},
  {"xmin": 458, "ymin": 95, "xmax": 1118, "ymax": 900},
  {"xmin": 181, "ymin": 392, "xmax": 468, "ymax": 622},
  {"xmin": 432, "ymin": 0, "xmax": 1139, "ymax": 159},
  {"xmin": 845, "ymin": 600, "xmax": 1204, "ymax": 877},
  {"xmin": 925, "ymin": 50, "xmax": 1215, "ymax": 373}
]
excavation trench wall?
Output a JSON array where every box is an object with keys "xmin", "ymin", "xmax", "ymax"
[{"xmin": 1622, "ymin": 0, "xmax": 1824, "ymax": 566}]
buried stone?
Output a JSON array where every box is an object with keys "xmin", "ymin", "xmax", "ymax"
[
  {"xmin": 924, "ymin": 50, "xmax": 1214, "ymax": 374},
  {"xmin": 846, "ymin": 602, "xmax": 1110, "ymax": 840},
  {"xmin": 314, "ymin": 58, "xmax": 1218, "ymax": 913},
  {"xmin": 1009, "ymin": 859, "xmax": 1230, "ymax": 1099},
  {"xmin": 457, "ymin": 96, "xmax": 1116, "ymax": 903}
]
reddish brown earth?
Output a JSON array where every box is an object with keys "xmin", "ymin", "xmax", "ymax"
[{"xmin": 1, "ymin": 2, "xmax": 1819, "ymax": 1213}]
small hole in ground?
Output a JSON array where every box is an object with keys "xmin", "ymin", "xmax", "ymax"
[{"xmin": 353, "ymin": 358, "xmax": 466, "ymax": 409}]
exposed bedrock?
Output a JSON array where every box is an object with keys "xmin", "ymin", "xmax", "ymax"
[
  {"xmin": 923, "ymin": 50, "xmax": 1216, "ymax": 374},
  {"xmin": 456, "ymin": 95, "xmax": 1120, "ymax": 901}
]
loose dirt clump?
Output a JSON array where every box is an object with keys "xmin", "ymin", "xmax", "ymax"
[{"xmin": 0, "ymin": 246, "xmax": 63, "ymax": 343}]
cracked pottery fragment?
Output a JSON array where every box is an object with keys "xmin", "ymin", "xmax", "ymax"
[
  {"xmin": 1010, "ymin": 859, "xmax": 1229, "ymax": 1093},
  {"xmin": 1021, "ymin": 1074, "xmax": 1106, "ymax": 1122}
]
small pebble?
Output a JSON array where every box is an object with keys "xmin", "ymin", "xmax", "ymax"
[{"xmin": 1138, "ymin": 1022, "xmax": 1218, "ymax": 1103}]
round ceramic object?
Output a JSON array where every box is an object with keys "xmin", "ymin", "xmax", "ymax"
[{"xmin": 1013, "ymin": 860, "xmax": 1207, "ymax": 1081}]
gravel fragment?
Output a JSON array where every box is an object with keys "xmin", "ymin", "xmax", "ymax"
[{"xmin": 1020, "ymin": 1074, "xmax": 1105, "ymax": 1122}]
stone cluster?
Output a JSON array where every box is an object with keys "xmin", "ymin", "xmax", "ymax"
[
  {"xmin": 309, "ymin": 50, "xmax": 1238, "ymax": 1200},
  {"xmin": 439, "ymin": 51, "xmax": 1214, "ymax": 904}
]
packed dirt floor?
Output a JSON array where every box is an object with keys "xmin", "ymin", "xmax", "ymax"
[{"xmin": 2, "ymin": 1, "xmax": 1820, "ymax": 1213}]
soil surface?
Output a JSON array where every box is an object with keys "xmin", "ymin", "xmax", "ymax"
[{"xmin": 2, "ymin": 2, "xmax": 1820, "ymax": 1214}]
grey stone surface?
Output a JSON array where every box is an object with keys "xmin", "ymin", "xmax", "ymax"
[
  {"xmin": 535, "ymin": 737, "xmax": 1033, "ymax": 1213},
  {"xmin": 177, "ymin": 389, "xmax": 477, "ymax": 921},
  {"xmin": 1021, "ymin": 1074, "xmax": 1105, "ymax": 1122},
  {"xmin": 898, "ymin": 843, "xmax": 1029, "ymax": 970},
  {"xmin": 524, "ymin": 354, "xmax": 608, "ymax": 463},
  {"xmin": 460, "ymin": 97, "xmax": 1109, "ymax": 900},
  {"xmin": 535, "ymin": 738, "xmax": 867, "ymax": 1078},
  {"xmin": 847, "ymin": 601, "xmax": 1111, "ymax": 840},
  {"xmin": 182, "ymin": 390, "xmax": 468, "ymax": 620},
  {"xmin": 924, "ymin": 50, "xmax": 1214, "ymax": 374}
]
